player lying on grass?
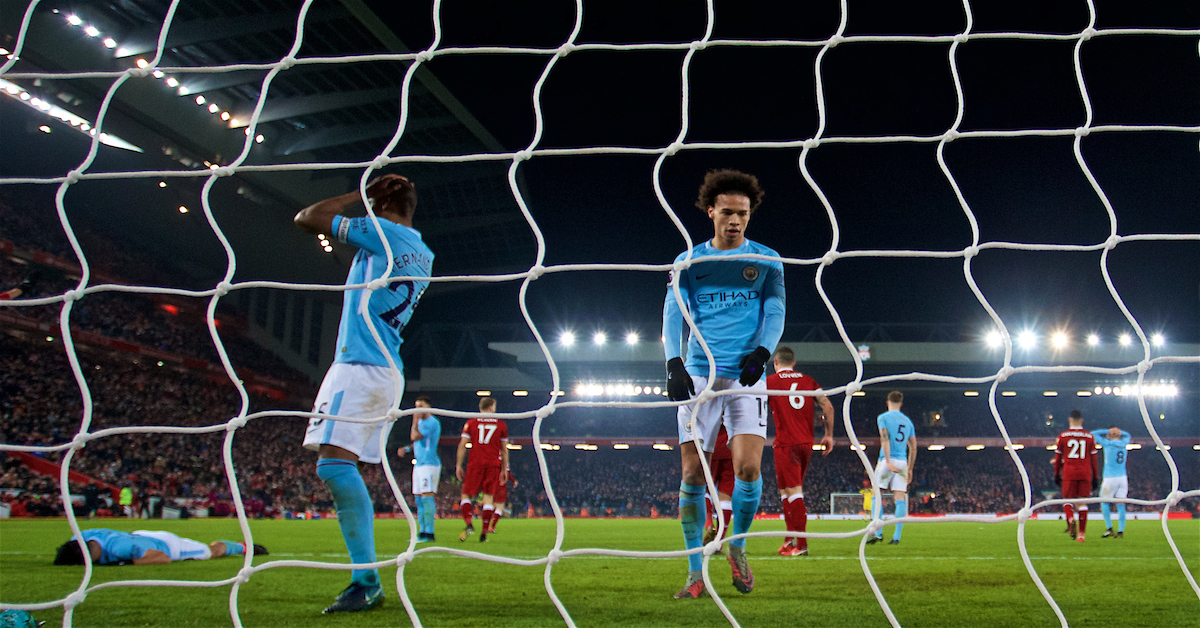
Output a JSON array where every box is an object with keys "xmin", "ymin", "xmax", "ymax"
[{"xmin": 53, "ymin": 528, "xmax": 267, "ymax": 566}]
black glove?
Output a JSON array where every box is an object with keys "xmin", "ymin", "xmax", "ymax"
[
  {"xmin": 737, "ymin": 346, "xmax": 771, "ymax": 386},
  {"xmin": 1054, "ymin": 474, "xmax": 1062, "ymax": 487},
  {"xmin": 1092, "ymin": 477, "xmax": 1100, "ymax": 492},
  {"xmin": 666, "ymin": 358, "xmax": 694, "ymax": 401}
]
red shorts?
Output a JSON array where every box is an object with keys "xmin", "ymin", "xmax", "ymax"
[
  {"xmin": 494, "ymin": 480, "xmax": 508, "ymax": 504},
  {"xmin": 774, "ymin": 443, "xmax": 812, "ymax": 490},
  {"xmin": 711, "ymin": 456, "xmax": 735, "ymax": 497},
  {"xmin": 462, "ymin": 465, "xmax": 500, "ymax": 497},
  {"xmin": 1061, "ymin": 478, "xmax": 1092, "ymax": 500}
]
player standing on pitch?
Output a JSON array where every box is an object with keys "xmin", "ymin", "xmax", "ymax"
[
  {"xmin": 1091, "ymin": 425, "xmax": 1132, "ymax": 538},
  {"xmin": 701, "ymin": 426, "xmax": 735, "ymax": 554},
  {"xmin": 396, "ymin": 396, "xmax": 442, "ymax": 543},
  {"xmin": 295, "ymin": 173, "xmax": 433, "ymax": 614},
  {"xmin": 662, "ymin": 169, "xmax": 785, "ymax": 599},
  {"xmin": 766, "ymin": 346, "xmax": 834, "ymax": 556},
  {"xmin": 868, "ymin": 391, "xmax": 916, "ymax": 545},
  {"xmin": 1054, "ymin": 410, "xmax": 1100, "ymax": 543},
  {"xmin": 456, "ymin": 396, "xmax": 509, "ymax": 543}
]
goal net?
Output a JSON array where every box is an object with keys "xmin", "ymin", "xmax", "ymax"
[
  {"xmin": 1, "ymin": 1, "xmax": 1198, "ymax": 627},
  {"xmin": 830, "ymin": 492, "xmax": 890, "ymax": 518}
]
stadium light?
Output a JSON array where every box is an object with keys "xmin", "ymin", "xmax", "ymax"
[
  {"xmin": 505, "ymin": 443, "xmax": 522, "ymax": 450},
  {"xmin": 1001, "ymin": 391, "xmax": 1016, "ymax": 397},
  {"xmin": 512, "ymin": 390, "xmax": 528, "ymax": 397},
  {"xmin": 811, "ymin": 444, "xmax": 826, "ymax": 451},
  {"xmin": 574, "ymin": 444, "xmax": 598, "ymax": 451},
  {"xmin": 475, "ymin": 390, "xmax": 491, "ymax": 396},
  {"xmin": 852, "ymin": 391, "xmax": 865, "ymax": 397},
  {"xmin": 1156, "ymin": 445, "xmax": 1171, "ymax": 451},
  {"xmin": 652, "ymin": 444, "xmax": 673, "ymax": 451},
  {"xmin": 1126, "ymin": 443, "xmax": 1142, "ymax": 450},
  {"xmin": 1193, "ymin": 445, "xmax": 1200, "ymax": 451},
  {"xmin": 220, "ymin": 111, "xmax": 231, "ymax": 121},
  {"xmin": 158, "ymin": 181, "xmax": 167, "ymax": 188},
  {"xmin": 1118, "ymin": 333, "xmax": 1132, "ymax": 346},
  {"xmin": 1151, "ymin": 333, "xmax": 1165, "ymax": 347},
  {"xmin": 178, "ymin": 85, "xmax": 190, "ymax": 96},
  {"xmin": 178, "ymin": 206, "xmax": 188, "ymax": 214},
  {"xmin": 152, "ymin": 70, "xmax": 163, "ymax": 78},
  {"xmin": 625, "ymin": 331, "xmax": 639, "ymax": 345},
  {"xmin": 1077, "ymin": 390, "xmax": 1091, "ymax": 396},
  {"xmin": 208, "ymin": 103, "xmax": 219, "ymax": 114},
  {"xmin": 613, "ymin": 444, "xmax": 630, "ymax": 450},
  {"xmin": 927, "ymin": 444, "xmax": 946, "ymax": 451},
  {"xmin": 559, "ymin": 331, "xmax": 576, "ymax": 346},
  {"xmin": 255, "ymin": 134, "xmax": 264, "ymax": 144},
  {"xmin": 45, "ymin": 336, "xmax": 54, "ymax": 342},
  {"xmin": 966, "ymin": 444, "xmax": 985, "ymax": 451},
  {"xmin": 1103, "ymin": 386, "xmax": 1112, "ymax": 395},
  {"xmin": 135, "ymin": 58, "xmax": 149, "ymax": 69},
  {"xmin": 67, "ymin": 14, "xmax": 82, "ymax": 25},
  {"xmin": 84, "ymin": 25, "xmax": 100, "ymax": 37},
  {"xmin": 1050, "ymin": 331, "xmax": 1068, "ymax": 349},
  {"xmin": 1004, "ymin": 444, "xmax": 1025, "ymax": 450},
  {"xmin": 103, "ymin": 38, "xmax": 117, "ymax": 48},
  {"xmin": 1086, "ymin": 333, "xmax": 1100, "ymax": 346},
  {"xmin": 38, "ymin": 125, "xmax": 50, "ymax": 133},
  {"xmin": 165, "ymin": 77, "xmax": 179, "ymax": 88},
  {"xmin": 194, "ymin": 95, "xmax": 206, "ymax": 105},
  {"xmin": 652, "ymin": 386, "xmax": 662, "ymax": 395},
  {"xmin": 1045, "ymin": 445, "xmax": 1057, "ymax": 450},
  {"xmin": 1017, "ymin": 330, "xmax": 1037, "ymax": 350},
  {"xmin": 984, "ymin": 330, "xmax": 1003, "ymax": 348},
  {"xmin": 963, "ymin": 391, "xmax": 979, "ymax": 397},
  {"xmin": 593, "ymin": 331, "xmax": 607, "ymax": 346},
  {"xmin": 1043, "ymin": 391, "xmax": 1058, "ymax": 397}
]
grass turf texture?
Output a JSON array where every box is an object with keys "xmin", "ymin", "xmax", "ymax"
[{"xmin": 2, "ymin": 517, "xmax": 1196, "ymax": 627}]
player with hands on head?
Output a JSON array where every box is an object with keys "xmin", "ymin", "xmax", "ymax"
[
  {"xmin": 867, "ymin": 391, "xmax": 916, "ymax": 546},
  {"xmin": 766, "ymin": 346, "xmax": 835, "ymax": 556},
  {"xmin": 1090, "ymin": 425, "xmax": 1132, "ymax": 538},
  {"xmin": 1054, "ymin": 410, "xmax": 1099, "ymax": 542},
  {"xmin": 456, "ymin": 397, "xmax": 509, "ymax": 543},
  {"xmin": 296, "ymin": 172, "xmax": 433, "ymax": 614},
  {"xmin": 662, "ymin": 169, "xmax": 785, "ymax": 599},
  {"xmin": 396, "ymin": 396, "xmax": 441, "ymax": 543}
]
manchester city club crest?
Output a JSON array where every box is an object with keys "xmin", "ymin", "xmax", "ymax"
[{"xmin": 742, "ymin": 265, "xmax": 758, "ymax": 281}]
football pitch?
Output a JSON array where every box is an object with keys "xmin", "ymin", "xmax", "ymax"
[{"xmin": 2, "ymin": 517, "xmax": 1197, "ymax": 627}]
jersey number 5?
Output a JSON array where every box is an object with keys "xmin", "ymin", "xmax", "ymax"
[
  {"xmin": 894, "ymin": 424, "xmax": 906, "ymax": 443},
  {"xmin": 788, "ymin": 383, "xmax": 806, "ymax": 410},
  {"xmin": 477, "ymin": 424, "xmax": 497, "ymax": 444}
]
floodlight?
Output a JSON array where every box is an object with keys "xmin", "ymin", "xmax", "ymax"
[
  {"xmin": 984, "ymin": 330, "xmax": 1002, "ymax": 348},
  {"xmin": 1118, "ymin": 334, "xmax": 1132, "ymax": 346},
  {"xmin": 1017, "ymin": 330, "xmax": 1037, "ymax": 350},
  {"xmin": 1086, "ymin": 334, "xmax": 1099, "ymax": 346},
  {"xmin": 559, "ymin": 331, "xmax": 575, "ymax": 346},
  {"xmin": 625, "ymin": 331, "xmax": 639, "ymax": 345},
  {"xmin": 593, "ymin": 331, "xmax": 606, "ymax": 346},
  {"xmin": 84, "ymin": 26, "xmax": 100, "ymax": 37},
  {"xmin": 1050, "ymin": 331, "xmax": 1068, "ymax": 349},
  {"xmin": 1151, "ymin": 333, "xmax": 1165, "ymax": 347}
]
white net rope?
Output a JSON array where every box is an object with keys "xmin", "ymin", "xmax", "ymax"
[{"xmin": 1, "ymin": 0, "xmax": 1198, "ymax": 626}]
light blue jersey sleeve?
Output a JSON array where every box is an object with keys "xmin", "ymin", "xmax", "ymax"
[
  {"xmin": 878, "ymin": 411, "xmax": 914, "ymax": 462},
  {"xmin": 80, "ymin": 529, "xmax": 168, "ymax": 564},
  {"xmin": 754, "ymin": 262, "xmax": 785, "ymax": 352},
  {"xmin": 661, "ymin": 260, "xmax": 692, "ymax": 362},
  {"xmin": 1091, "ymin": 429, "xmax": 1131, "ymax": 478},
  {"xmin": 414, "ymin": 416, "xmax": 441, "ymax": 467}
]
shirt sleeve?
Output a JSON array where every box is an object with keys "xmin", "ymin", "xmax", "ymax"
[
  {"xmin": 1118, "ymin": 430, "xmax": 1131, "ymax": 447},
  {"xmin": 333, "ymin": 215, "xmax": 391, "ymax": 256},
  {"xmin": 461, "ymin": 419, "xmax": 473, "ymax": 440},
  {"xmin": 107, "ymin": 536, "xmax": 145, "ymax": 564},
  {"xmin": 755, "ymin": 262, "xmax": 786, "ymax": 351},
  {"xmin": 661, "ymin": 267, "xmax": 691, "ymax": 361}
]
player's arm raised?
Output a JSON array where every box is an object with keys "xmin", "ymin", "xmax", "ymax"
[
  {"xmin": 817, "ymin": 394, "xmax": 835, "ymax": 457},
  {"xmin": 294, "ymin": 175, "xmax": 410, "ymax": 237},
  {"xmin": 132, "ymin": 549, "xmax": 171, "ymax": 565},
  {"xmin": 455, "ymin": 434, "xmax": 469, "ymax": 482}
]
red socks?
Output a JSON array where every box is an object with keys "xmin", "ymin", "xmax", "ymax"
[
  {"xmin": 720, "ymin": 505, "xmax": 732, "ymax": 539},
  {"xmin": 481, "ymin": 505, "xmax": 494, "ymax": 531},
  {"xmin": 783, "ymin": 496, "xmax": 808, "ymax": 549},
  {"xmin": 491, "ymin": 511, "xmax": 502, "ymax": 532},
  {"xmin": 461, "ymin": 501, "xmax": 474, "ymax": 526},
  {"xmin": 1078, "ymin": 507, "xmax": 1088, "ymax": 534},
  {"xmin": 1063, "ymin": 503, "xmax": 1074, "ymax": 523}
]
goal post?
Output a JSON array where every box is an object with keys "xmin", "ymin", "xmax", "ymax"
[{"xmin": 830, "ymin": 492, "xmax": 893, "ymax": 517}]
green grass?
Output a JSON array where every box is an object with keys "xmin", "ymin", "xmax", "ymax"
[{"xmin": 2, "ymin": 517, "xmax": 1197, "ymax": 627}]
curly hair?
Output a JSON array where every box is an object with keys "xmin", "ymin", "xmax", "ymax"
[
  {"xmin": 54, "ymin": 540, "xmax": 86, "ymax": 565},
  {"xmin": 695, "ymin": 169, "xmax": 765, "ymax": 212}
]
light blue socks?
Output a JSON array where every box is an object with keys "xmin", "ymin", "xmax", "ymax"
[
  {"xmin": 1102, "ymin": 502, "xmax": 1112, "ymax": 529},
  {"xmin": 893, "ymin": 499, "xmax": 907, "ymax": 541},
  {"xmin": 1118, "ymin": 503, "xmax": 1126, "ymax": 533},
  {"xmin": 316, "ymin": 459, "xmax": 379, "ymax": 587},
  {"xmin": 420, "ymin": 495, "xmax": 437, "ymax": 534},
  {"xmin": 679, "ymin": 482, "xmax": 706, "ymax": 572},
  {"xmin": 730, "ymin": 477, "xmax": 763, "ymax": 549},
  {"xmin": 220, "ymin": 540, "xmax": 244, "ymax": 556}
]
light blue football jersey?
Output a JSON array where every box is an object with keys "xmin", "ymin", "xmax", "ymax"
[
  {"xmin": 332, "ymin": 215, "xmax": 434, "ymax": 367},
  {"xmin": 413, "ymin": 415, "xmax": 442, "ymax": 467},
  {"xmin": 78, "ymin": 528, "xmax": 168, "ymax": 565},
  {"xmin": 662, "ymin": 239, "xmax": 785, "ymax": 379},
  {"xmin": 1091, "ymin": 429, "xmax": 1131, "ymax": 479},
  {"xmin": 877, "ymin": 410, "xmax": 915, "ymax": 462}
]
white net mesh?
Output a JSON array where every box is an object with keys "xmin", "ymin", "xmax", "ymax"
[{"xmin": 1, "ymin": 0, "xmax": 1198, "ymax": 626}]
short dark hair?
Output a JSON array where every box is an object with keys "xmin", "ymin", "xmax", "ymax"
[
  {"xmin": 1069, "ymin": 410, "xmax": 1083, "ymax": 421},
  {"xmin": 1108, "ymin": 425, "xmax": 1119, "ymax": 430},
  {"xmin": 414, "ymin": 395, "xmax": 432, "ymax": 406},
  {"xmin": 479, "ymin": 397, "xmax": 496, "ymax": 412},
  {"xmin": 773, "ymin": 346, "xmax": 795, "ymax": 366},
  {"xmin": 54, "ymin": 540, "xmax": 86, "ymax": 565},
  {"xmin": 389, "ymin": 179, "xmax": 418, "ymax": 218},
  {"xmin": 887, "ymin": 391, "xmax": 904, "ymax": 404},
  {"xmin": 695, "ymin": 169, "xmax": 764, "ymax": 213}
]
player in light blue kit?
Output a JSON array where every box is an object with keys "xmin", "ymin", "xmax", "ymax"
[
  {"xmin": 295, "ymin": 174, "xmax": 433, "ymax": 614},
  {"xmin": 663, "ymin": 169, "xmax": 785, "ymax": 599},
  {"xmin": 869, "ymin": 391, "xmax": 917, "ymax": 545},
  {"xmin": 396, "ymin": 395, "xmax": 442, "ymax": 542},
  {"xmin": 53, "ymin": 528, "xmax": 265, "ymax": 566},
  {"xmin": 1091, "ymin": 426, "xmax": 1132, "ymax": 538}
]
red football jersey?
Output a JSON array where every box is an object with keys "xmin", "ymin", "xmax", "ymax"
[
  {"xmin": 461, "ymin": 417, "xmax": 508, "ymax": 468},
  {"xmin": 1054, "ymin": 429, "xmax": 1099, "ymax": 481},
  {"xmin": 767, "ymin": 368, "xmax": 821, "ymax": 447},
  {"xmin": 712, "ymin": 426, "xmax": 731, "ymax": 461}
]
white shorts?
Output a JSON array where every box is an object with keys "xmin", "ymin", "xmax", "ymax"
[
  {"xmin": 874, "ymin": 458, "xmax": 909, "ymax": 492},
  {"xmin": 413, "ymin": 464, "xmax": 441, "ymax": 495},
  {"xmin": 1100, "ymin": 476, "xmax": 1128, "ymax": 500},
  {"xmin": 302, "ymin": 362, "xmax": 402, "ymax": 464},
  {"xmin": 677, "ymin": 375, "xmax": 768, "ymax": 453},
  {"xmin": 132, "ymin": 530, "xmax": 211, "ymax": 562}
]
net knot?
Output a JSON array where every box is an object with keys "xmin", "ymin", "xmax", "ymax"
[
  {"xmin": 865, "ymin": 519, "xmax": 883, "ymax": 537},
  {"xmin": 1080, "ymin": 27, "xmax": 1097, "ymax": 41},
  {"xmin": 1136, "ymin": 360, "xmax": 1150, "ymax": 375},
  {"xmin": 371, "ymin": 156, "xmax": 390, "ymax": 170},
  {"xmin": 673, "ymin": 259, "xmax": 691, "ymax": 273},
  {"xmin": 227, "ymin": 415, "xmax": 248, "ymax": 430},
  {"xmin": 65, "ymin": 170, "xmax": 83, "ymax": 184},
  {"xmin": 279, "ymin": 56, "xmax": 296, "ymax": 70},
  {"xmin": 212, "ymin": 166, "xmax": 234, "ymax": 177},
  {"xmin": 547, "ymin": 549, "xmax": 564, "ymax": 564},
  {"xmin": 962, "ymin": 245, "xmax": 979, "ymax": 259},
  {"xmin": 689, "ymin": 40, "xmax": 707, "ymax": 52},
  {"xmin": 1074, "ymin": 126, "xmax": 1091, "ymax": 138},
  {"xmin": 997, "ymin": 366, "xmax": 1015, "ymax": 382},
  {"xmin": 386, "ymin": 408, "xmax": 404, "ymax": 421},
  {"xmin": 367, "ymin": 278, "xmax": 389, "ymax": 291},
  {"xmin": 527, "ymin": 264, "xmax": 545, "ymax": 279},
  {"xmin": 664, "ymin": 141, "xmax": 684, "ymax": 156},
  {"xmin": 802, "ymin": 138, "xmax": 819, "ymax": 150},
  {"xmin": 703, "ymin": 540, "xmax": 723, "ymax": 556},
  {"xmin": 827, "ymin": 34, "xmax": 844, "ymax": 48},
  {"xmin": 71, "ymin": 432, "xmax": 90, "ymax": 450},
  {"xmin": 941, "ymin": 129, "xmax": 960, "ymax": 143},
  {"xmin": 535, "ymin": 405, "xmax": 555, "ymax": 419},
  {"xmin": 415, "ymin": 50, "xmax": 433, "ymax": 63},
  {"xmin": 696, "ymin": 389, "xmax": 716, "ymax": 404},
  {"xmin": 1017, "ymin": 507, "xmax": 1033, "ymax": 522},
  {"xmin": 820, "ymin": 252, "xmax": 837, "ymax": 266},
  {"xmin": 62, "ymin": 289, "xmax": 82, "ymax": 302},
  {"xmin": 556, "ymin": 43, "xmax": 576, "ymax": 57},
  {"xmin": 215, "ymin": 281, "xmax": 233, "ymax": 297},
  {"xmin": 235, "ymin": 568, "xmax": 252, "ymax": 584},
  {"xmin": 953, "ymin": 33, "xmax": 969, "ymax": 44},
  {"xmin": 844, "ymin": 382, "xmax": 860, "ymax": 396},
  {"xmin": 1166, "ymin": 490, "xmax": 1184, "ymax": 509},
  {"xmin": 129, "ymin": 67, "xmax": 150, "ymax": 78},
  {"xmin": 397, "ymin": 550, "xmax": 415, "ymax": 565},
  {"xmin": 64, "ymin": 591, "xmax": 87, "ymax": 609},
  {"xmin": 1104, "ymin": 234, "xmax": 1122, "ymax": 250},
  {"xmin": 515, "ymin": 150, "xmax": 533, "ymax": 162}
]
